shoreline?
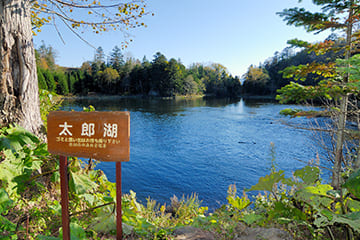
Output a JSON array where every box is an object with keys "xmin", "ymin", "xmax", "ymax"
[{"xmin": 61, "ymin": 93, "xmax": 277, "ymax": 101}]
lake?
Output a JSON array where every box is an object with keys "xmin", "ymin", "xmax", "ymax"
[{"xmin": 60, "ymin": 96, "xmax": 329, "ymax": 209}]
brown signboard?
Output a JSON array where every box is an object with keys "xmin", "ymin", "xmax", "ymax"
[{"xmin": 47, "ymin": 111, "xmax": 130, "ymax": 162}]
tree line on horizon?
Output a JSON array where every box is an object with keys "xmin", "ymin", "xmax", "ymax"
[
  {"xmin": 36, "ymin": 35, "xmax": 342, "ymax": 98},
  {"xmin": 36, "ymin": 44, "xmax": 241, "ymax": 97},
  {"xmin": 242, "ymin": 33, "xmax": 343, "ymax": 96}
]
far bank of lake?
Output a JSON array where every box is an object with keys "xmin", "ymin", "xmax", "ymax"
[{"xmin": 60, "ymin": 96, "xmax": 328, "ymax": 209}]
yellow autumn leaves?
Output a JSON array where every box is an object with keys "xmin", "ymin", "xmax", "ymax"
[{"xmin": 30, "ymin": 0, "xmax": 150, "ymax": 41}]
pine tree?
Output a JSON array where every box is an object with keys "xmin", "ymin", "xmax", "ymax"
[{"xmin": 277, "ymin": 0, "xmax": 360, "ymax": 189}]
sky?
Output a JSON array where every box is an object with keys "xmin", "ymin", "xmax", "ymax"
[{"xmin": 34, "ymin": 0, "xmax": 332, "ymax": 78}]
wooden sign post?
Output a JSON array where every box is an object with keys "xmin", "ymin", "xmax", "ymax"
[{"xmin": 47, "ymin": 111, "xmax": 130, "ymax": 240}]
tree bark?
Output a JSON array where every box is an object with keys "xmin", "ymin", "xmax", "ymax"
[
  {"xmin": 331, "ymin": 0, "xmax": 354, "ymax": 189},
  {"xmin": 0, "ymin": 0, "xmax": 43, "ymax": 135},
  {"xmin": 332, "ymin": 95, "xmax": 348, "ymax": 189}
]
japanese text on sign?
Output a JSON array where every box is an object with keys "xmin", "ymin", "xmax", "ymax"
[{"xmin": 47, "ymin": 111, "xmax": 130, "ymax": 162}]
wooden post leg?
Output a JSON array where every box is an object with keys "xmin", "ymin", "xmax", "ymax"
[
  {"xmin": 60, "ymin": 155, "xmax": 70, "ymax": 240},
  {"xmin": 116, "ymin": 162, "xmax": 122, "ymax": 240}
]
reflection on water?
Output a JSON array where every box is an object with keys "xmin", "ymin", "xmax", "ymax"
[
  {"xmin": 61, "ymin": 96, "xmax": 244, "ymax": 113},
  {"xmin": 60, "ymin": 96, "xmax": 328, "ymax": 210}
]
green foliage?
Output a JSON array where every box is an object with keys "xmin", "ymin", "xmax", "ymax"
[
  {"xmin": 276, "ymin": 0, "xmax": 360, "ymax": 193},
  {"xmin": 0, "ymin": 126, "xmax": 107, "ymax": 238},
  {"xmin": 0, "ymin": 188, "xmax": 13, "ymax": 214},
  {"xmin": 89, "ymin": 212, "xmax": 116, "ymax": 233},
  {"xmin": 336, "ymin": 55, "xmax": 360, "ymax": 93},
  {"xmin": 109, "ymin": 45, "xmax": 124, "ymax": 72},
  {"xmin": 241, "ymin": 39, "xmax": 340, "ymax": 97},
  {"xmin": 343, "ymin": 169, "xmax": 360, "ymax": 199},
  {"xmin": 35, "ymin": 41, "xmax": 240, "ymax": 97},
  {"xmin": 292, "ymin": 182, "xmax": 360, "ymax": 236},
  {"xmin": 248, "ymin": 170, "xmax": 285, "ymax": 194},
  {"xmin": 227, "ymin": 187, "xmax": 251, "ymax": 212},
  {"xmin": 55, "ymin": 72, "xmax": 69, "ymax": 95},
  {"xmin": 287, "ymin": 38, "xmax": 311, "ymax": 48},
  {"xmin": 277, "ymin": 4, "xmax": 343, "ymax": 33},
  {"xmin": 0, "ymin": 125, "xmax": 40, "ymax": 152},
  {"xmin": 0, "ymin": 189, "xmax": 15, "ymax": 237},
  {"xmin": 242, "ymin": 65, "xmax": 270, "ymax": 95},
  {"xmin": 0, "ymin": 126, "xmax": 53, "ymax": 238},
  {"xmin": 56, "ymin": 49, "xmax": 241, "ymax": 97},
  {"xmin": 36, "ymin": 43, "xmax": 80, "ymax": 96},
  {"xmin": 43, "ymin": 69, "xmax": 56, "ymax": 92},
  {"xmin": 279, "ymin": 108, "xmax": 303, "ymax": 116},
  {"xmin": 242, "ymin": 162, "xmax": 360, "ymax": 238},
  {"xmin": 67, "ymin": 73, "xmax": 77, "ymax": 94},
  {"xmin": 214, "ymin": 142, "xmax": 358, "ymax": 239},
  {"xmin": 59, "ymin": 222, "xmax": 87, "ymax": 240},
  {"xmin": 280, "ymin": 108, "xmax": 327, "ymax": 118},
  {"xmin": 38, "ymin": 67, "xmax": 48, "ymax": 90},
  {"xmin": 294, "ymin": 165, "xmax": 320, "ymax": 185},
  {"xmin": 82, "ymin": 105, "xmax": 96, "ymax": 112},
  {"xmin": 273, "ymin": 1, "xmax": 360, "ymax": 103},
  {"xmin": 39, "ymin": 89, "xmax": 63, "ymax": 127},
  {"xmin": 69, "ymin": 171, "xmax": 98, "ymax": 195},
  {"xmin": 0, "ymin": 124, "xmax": 215, "ymax": 239},
  {"xmin": 276, "ymin": 81, "xmax": 315, "ymax": 103},
  {"xmin": 1, "ymin": 123, "xmax": 360, "ymax": 239}
]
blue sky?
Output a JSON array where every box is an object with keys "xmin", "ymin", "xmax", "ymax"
[{"xmin": 34, "ymin": 0, "xmax": 331, "ymax": 77}]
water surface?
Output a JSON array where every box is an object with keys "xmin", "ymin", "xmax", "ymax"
[{"xmin": 61, "ymin": 97, "xmax": 328, "ymax": 209}]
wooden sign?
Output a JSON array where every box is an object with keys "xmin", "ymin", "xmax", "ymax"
[{"xmin": 47, "ymin": 111, "xmax": 130, "ymax": 162}]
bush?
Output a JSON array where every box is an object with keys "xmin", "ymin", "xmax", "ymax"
[
  {"xmin": 37, "ymin": 68, "xmax": 48, "ymax": 90},
  {"xmin": 55, "ymin": 72, "xmax": 69, "ymax": 95},
  {"xmin": 43, "ymin": 69, "xmax": 56, "ymax": 92}
]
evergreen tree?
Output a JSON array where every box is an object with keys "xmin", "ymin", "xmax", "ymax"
[
  {"xmin": 277, "ymin": 0, "xmax": 360, "ymax": 189},
  {"xmin": 37, "ymin": 67, "xmax": 48, "ymax": 90},
  {"xmin": 109, "ymin": 45, "xmax": 124, "ymax": 72},
  {"xmin": 94, "ymin": 46, "xmax": 105, "ymax": 70},
  {"xmin": 150, "ymin": 52, "xmax": 168, "ymax": 96},
  {"xmin": 43, "ymin": 69, "xmax": 56, "ymax": 92},
  {"xmin": 54, "ymin": 72, "xmax": 69, "ymax": 95},
  {"xmin": 67, "ymin": 72, "xmax": 78, "ymax": 94}
]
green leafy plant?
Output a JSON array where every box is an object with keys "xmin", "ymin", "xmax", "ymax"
[
  {"xmin": 82, "ymin": 105, "xmax": 96, "ymax": 112},
  {"xmin": 242, "ymin": 161, "xmax": 360, "ymax": 240},
  {"xmin": 39, "ymin": 89, "xmax": 63, "ymax": 127},
  {"xmin": 1, "ymin": 121, "xmax": 359, "ymax": 239}
]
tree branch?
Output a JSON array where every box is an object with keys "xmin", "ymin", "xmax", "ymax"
[
  {"xmin": 52, "ymin": 0, "xmax": 136, "ymax": 9},
  {"xmin": 59, "ymin": 16, "xmax": 97, "ymax": 48},
  {"xmin": 69, "ymin": 202, "xmax": 115, "ymax": 217}
]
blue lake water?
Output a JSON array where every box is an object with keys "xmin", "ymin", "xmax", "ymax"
[{"xmin": 60, "ymin": 97, "xmax": 329, "ymax": 209}]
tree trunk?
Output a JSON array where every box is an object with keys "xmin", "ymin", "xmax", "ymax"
[
  {"xmin": 332, "ymin": 95, "xmax": 348, "ymax": 189},
  {"xmin": 355, "ymin": 113, "xmax": 360, "ymax": 170},
  {"xmin": 0, "ymin": 0, "xmax": 43, "ymax": 135},
  {"xmin": 332, "ymin": 1, "xmax": 354, "ymax": 189}
]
